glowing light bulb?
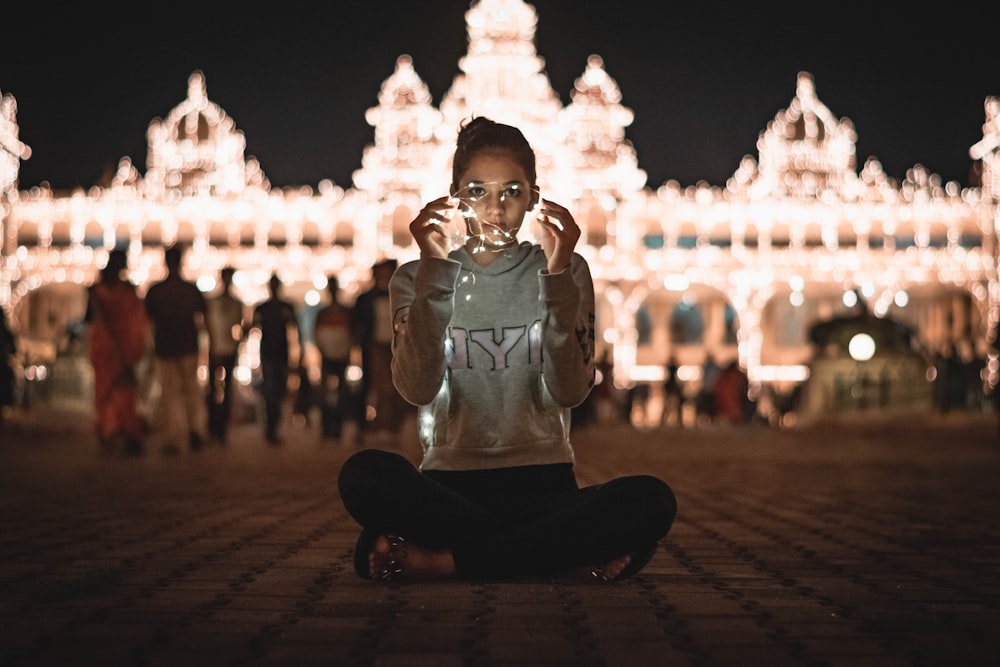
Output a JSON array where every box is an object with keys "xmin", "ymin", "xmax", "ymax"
[{"xmin": 848, "ymin": 334, "xmax": 876, "ymax": 362}]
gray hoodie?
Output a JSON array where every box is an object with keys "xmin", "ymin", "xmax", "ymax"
[{"xmin": 390, "ymin": 242, "xmax": 596, "ymax": 471}]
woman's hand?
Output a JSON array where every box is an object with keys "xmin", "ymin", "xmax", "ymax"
[
  {"xmin": 536, "ymin": 199, "xmax": 580, "ymax": 273},
  {"xmin": 409, "ymin": 196, "xmax": 457, "ymax": 260}
]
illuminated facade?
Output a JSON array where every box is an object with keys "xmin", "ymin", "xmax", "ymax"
[{"xmin": 1, "ymin": 0, "xmax": 998, "ymax": 420}]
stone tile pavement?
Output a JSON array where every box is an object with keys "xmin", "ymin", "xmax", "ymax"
[{"xmin": 1, "ymin": 407, "xmax": 998, "ymax": 666}]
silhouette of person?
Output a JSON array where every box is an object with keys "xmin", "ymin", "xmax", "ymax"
[
  {"xmin": 661, "ymin": 355, "xmax": 684, "ymax": 427},
  {"xmin": 339, "ymin": 116, "xmax": 676, "ymax": 582},
  {"xmin": 313, "ymin": 274, "xmax": 356, "ymax": 441},
  {"xmin": 696, "ymin": 353, "xmax": 721, "ymax": 424},
  {"xmin": 592, "ymin": 348, "xmax": 617, "ymax": 424},
  {"xmin": 0, "ymin": 306, "xmax": 19, "ymax": 434},
  {"xmin": 144, "ymin": 245, "xmax": 208, "ymax": 453},
  {"xmin": 353, "ymin": 258, "xmax": 407, "ymax": 440},
  {"xmin": 713, "ymin": 359, "xmax": 750, "ymax": 424},
  {"xmin": 252, "ymin": 273, "xmax": 302, "ymax": 445},
  {"xmin": 205, "ymin": 266, "xmax": 247, "ymax": 444},
  {"xmin": 85, "ymin": 249, "xmax": 150, "ymax": 455},
  {"xmin": 626, "ymin": 382, "xmax": 651, "ymax": 427}
]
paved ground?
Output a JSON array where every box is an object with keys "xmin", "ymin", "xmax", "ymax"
[{"xmin": 1, "ymin": 406, "xmax": 998, "ymax": 667}]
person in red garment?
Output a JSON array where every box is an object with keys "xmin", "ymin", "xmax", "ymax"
[
  {"xmin": 85, "ymin": 249, "xmax": 150, "ymax": 455},
  {"xmin": 713, "ymin": 359, "xmax": 750, "ymax": 424}
]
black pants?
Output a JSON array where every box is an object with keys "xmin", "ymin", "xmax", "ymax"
[
  {"xmin": 260, "ymin": 357, "xmax": 289, "ymax": 442},
  {"xmin": 337, "ymin": 449, "xmax": 677, "ymax": 580},
  {"xmin": 320, "ymin": 357, "xmax": 352, "ymax": 438},
  {"xmin": 206, "ymin": 353, "xmax": 236, "ymax": 440}
]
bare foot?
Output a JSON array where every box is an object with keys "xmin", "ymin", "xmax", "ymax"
[
  {"xmin": 368, "ymin": 534, "xmax": 457, "ymax": 581},
  {"xmin": 590, "ymin": 553, "xmax": 633, "ymax": 581},
  {"xmin": 597, "ymin": 554, "xmax": 633, "ymax": 580},
  {"xmin": 569, "ymin": 553, "xmax": 634, "ymax": 582}
]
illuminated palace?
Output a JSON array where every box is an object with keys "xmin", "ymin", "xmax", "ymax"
[{"xmin": 1, "ymin": 0, "xmax": 999, "ymax": 422}]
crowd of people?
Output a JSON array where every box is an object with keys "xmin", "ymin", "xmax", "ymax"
[
  {"xmin": 80, "ymin": 243, "xmax": 731, "ymax": 458},
  {"xmin": 574, "ymin": 353, "xmax": 756, "ymax": 431},
  {"xmin": 72, "ymin": 244, "xmax": 405, "ymax": 456},
  {"xmin": 0, "ymin": 307, "xmax": 19, "ymax": 435},
  {"xmin": 65, "ymin": 238, "xmax": 760, "ymax": 458}
]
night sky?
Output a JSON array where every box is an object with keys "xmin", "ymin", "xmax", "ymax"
[{"xmin": 3, "ymin": 1, "xmax": 995, "ymax": 192}]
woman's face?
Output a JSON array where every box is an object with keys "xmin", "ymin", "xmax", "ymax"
[{"xmin": 452, "ymin": 153, "xmax": 538, "ymax": 250}]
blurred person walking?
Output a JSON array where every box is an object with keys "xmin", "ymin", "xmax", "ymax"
[
  {"xmin": 661, "ymin": 355, "xmax": 684, "ymax": 427},
  {"xmin": 84, "ymin": 249, "xmax": 150, "ymax": 455},
  {"xmin": 0, "ymin": 307, "xmax": 19, "ymax": 434},
  {"xmin": 144, "ymin": 245, "xmax": 208, "ymax": 453},
  {"xmin": 313, "ymin": 274, "xmax": 357, "ymax": 442},
  {"xmin": 713, "ymin": 359, "xmax": 751, "ymax": 424},
  {"xmin": 205, "ymin": 266, "xmax": 247, "ymax": 444},
  {"xmin": 354, "ymin": 258, "xmax": 407, "ymax": 439},
  {"xmin": 252, "ymin": 273, "xmax": 302, "ymax": 445},
  {"xmin": 695, "ymin": 353, "xmax": 721, "ymax": 424}
]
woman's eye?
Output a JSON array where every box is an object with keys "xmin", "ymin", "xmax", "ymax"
[
  {"xmin": 467, "ymin": 186, "xmax": 486, "ymax": 198},
  {"xmin": 503, "ymin": 187, "xmax": 522, "ymax": 199}
]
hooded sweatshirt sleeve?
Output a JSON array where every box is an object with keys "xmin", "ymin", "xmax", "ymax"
[
  {"xmin": 538, "ymin": 253, "xmax": 596, "ymax": 407},
  {"xmin": 389, "ymin": 256, "xmax": 462, "ymax": 406}
]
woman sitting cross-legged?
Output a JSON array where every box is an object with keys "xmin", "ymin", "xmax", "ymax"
[{"xmin": 338, "ymin": 116, "xmax": 677, "ymax": 582}]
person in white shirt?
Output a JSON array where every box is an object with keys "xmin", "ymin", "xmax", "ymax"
[
  {"xmin": 205, "ymin": 266, "xmax": 246, "ymax": 444},
  {"xmin": 313, "ymin": 274, "xmax": 356, "ymax": 441}
]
